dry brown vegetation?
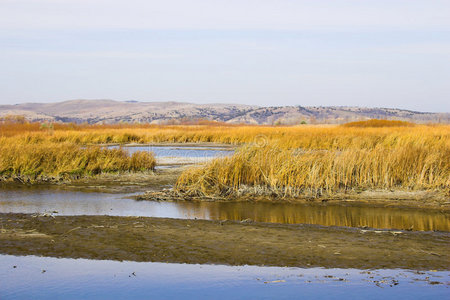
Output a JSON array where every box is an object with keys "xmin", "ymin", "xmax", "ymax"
[
  {"xmin": 342, "ymin": 119, "xmax": 415, "ymax": 128},
  {"xmin": 1, "ymin": 121, "xmax": 447, "ymax": 151},
  {"xmin": 0, "ymin": 140, "xmax": 155, "ymax": 181},
  {"xmin": 175, "ymin": 143, "xmax": 450, "ymax": 198},
  {"xmin": 170, "ymin": 122, "xmax": 450, "ymax": 198},
  {"xmin": 1, "ymin": 121, "xmax": 449, "ymax": 195}
]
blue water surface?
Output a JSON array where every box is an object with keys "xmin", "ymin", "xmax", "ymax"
[
  {"xmin": 109, "ymin": 145, "xmax": 233, "ymax": 158},
  {"xmin": 0, "ymin": 255, "xmax": 448, "ymax": 300}
]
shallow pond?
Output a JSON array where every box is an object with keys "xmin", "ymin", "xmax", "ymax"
[
  {"xmin": 0, "ymin": 255, "xmax": 448, "ymax": 300},
  {"xmin": 0, "ymin": 187, "xmax": 448, "ymax": 231},
  {"xmin": 117, "ymin": 144, "xmax": 234, "ymax": 157},
  {"xmin": 109, "ymin": 144, "xmax": 234, "ymax": 168}
]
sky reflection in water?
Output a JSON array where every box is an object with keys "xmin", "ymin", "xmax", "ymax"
[{"xmin": 0, "ymin": 255, "xmax": 448, "ymax": 300}]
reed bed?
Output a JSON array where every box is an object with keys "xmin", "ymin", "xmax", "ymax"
[
  {"xmin": 341, "ymin": 119, "xmax": 415, "ymax": 127},
  {"xmin": 0, "ymin": 141, "xmax": 155, "ymax": 181},
  {"xmin": 1, "ymin": 122, "xmax": 449, "ymax": 152},
  {"xmin": 175, "ymin": 143, "xmax": 450, "ymax": 198},
  {"xmin": 1, "ymin": 121, "xmax": 449, "ymax": 193}
]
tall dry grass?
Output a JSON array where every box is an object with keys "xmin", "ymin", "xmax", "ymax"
[
  {"xmin": 175, "ymin": 143, "xmax": 450, "ymax": 197},
  {"xmin": 1, "ymin": 122, "xmax": 449, "ymax": 152},
  {"xmin": 1, "ymin": 121, "xmax": 449, "ymax": 192},
  {"xmin": 0, "ymin": 141, "xmax": 155, "ymax": 180},
  {"xmin": 341, "ymin": 119, "xmax": 415, "ymax": 128}
]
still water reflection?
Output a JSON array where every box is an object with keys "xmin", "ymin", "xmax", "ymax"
[
  {"xmin": 109, "ymin": 145, "xmax": 233, "ymax": 157},
  {"xmin": 175, "ymin": 201, "xmax": 450, "ymax": 232},
  {"xmin": 0, "ymin": 188, "xmax": 448, "ymax": 231},
  {"xmin": 1, "ymin": 255, "xmax": 448, "ymax": 300}
]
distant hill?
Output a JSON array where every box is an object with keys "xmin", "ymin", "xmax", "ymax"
[{"xmin": 0, "ymin": 99, "xmax": 448, "ymax": 125}]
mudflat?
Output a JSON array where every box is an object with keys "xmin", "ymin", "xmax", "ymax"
[{"xmin": 1, "ymin": 213, "xmax": 448, "ymax": 270}]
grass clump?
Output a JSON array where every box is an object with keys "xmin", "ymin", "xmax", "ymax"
[
  {"xmin": 175, "ymin": 143, "xmax": 450, "ymax": 198},
  {"xmin": 0, "ymin": 142, "xmax": 155, "ymax": 182},
  {"xmin": 342, "ymin": 119, "xmax": 415, "ymax": 128}
]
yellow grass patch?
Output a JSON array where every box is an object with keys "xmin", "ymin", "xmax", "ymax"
[
  {"xmin": 1, "ymin": 122, "xmax": 449, "ymax": 192},
  {"xmin": 175, "ymin": 143, "xmax": 450, "ymax": 197},
  {"xmin": 0, "ymin": 141, "xmax": 155, "ymax": 179}
]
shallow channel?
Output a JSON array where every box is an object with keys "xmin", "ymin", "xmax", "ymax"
[
  {"xmin": 0, "ymin": 255, "xmax": 448, "ymax": 300},
  {"xmin": 0, "ymin": 187, "xmax": 448, "ymax": 231}
]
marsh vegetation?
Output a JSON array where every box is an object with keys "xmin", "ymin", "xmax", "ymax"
[
  {"xmin": 0, "ymin": 120, "xmax": 448, "ymax": 204},
  {"xmin": 175, "ymin": 141, "xmax": 449, "ymax": 199},
  {"xmin": 0, "ymin": 142, "xmax": 155, "ymax": 182}
]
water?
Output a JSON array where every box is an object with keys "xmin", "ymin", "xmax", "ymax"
[
  {"xmin": 0, "ymin": 188, "xmax": 142, "ymax": 216},
  {"xmin": 0, "ymin": 255, "xmax": 448, "ymax": 300},
  {"xmin": 110, "ymin": 144, "xmax": 233, "ymax": 158},
  {"xmin": 109, "ymin": 144, "xmax": 234, "ymax": 168},
  {"xmin": 0, "ymin": 187, "xmax": 448, "ymax": 231}
]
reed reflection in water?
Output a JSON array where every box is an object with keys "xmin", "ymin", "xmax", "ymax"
[{"xmin": 174, "ymin": 202, "xmax": 450, "ymax": 232}]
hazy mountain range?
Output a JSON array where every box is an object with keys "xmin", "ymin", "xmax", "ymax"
[{"xmin": 0, "ymin": 100, "xmax": 448, "ymax": 125}]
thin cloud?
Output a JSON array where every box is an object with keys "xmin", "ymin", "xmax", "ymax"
[{"xmin": 1, "ymin": 0, "xmax": 449, "ymax": 31}]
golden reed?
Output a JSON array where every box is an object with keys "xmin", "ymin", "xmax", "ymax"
[
  {"xmin": 1, "ymin": 120, "xmax": 449, "ymax": 193},
  {"xmin": 0, "ymin": 141, "xmax": 155, "ymax": 180}
]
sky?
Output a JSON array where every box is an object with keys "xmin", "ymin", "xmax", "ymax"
[{"xmin": 0, "ymin": 0, "xmax": 449, "ymax": 112}]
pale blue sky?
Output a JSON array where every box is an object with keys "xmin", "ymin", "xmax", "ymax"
[{"xmin": 0, "ymin": 0, "xmax": 449, "ymax": 112}]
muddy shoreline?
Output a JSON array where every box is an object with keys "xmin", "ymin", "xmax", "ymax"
[
  {"xmin": 1, "ymin": 213, "xmax": 449, "ymax": 270},
  {"xmin": 0, "ymin": 168, "xmax": 181, "ymax": 193},
  {"xmin": 137, "ymin": 189, "xmax": 450, "ymax": 211}
]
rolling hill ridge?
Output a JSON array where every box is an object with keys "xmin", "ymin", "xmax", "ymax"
[{"xmin": 0, "ymin": 99, "xmax": 448, "ymax": 124}]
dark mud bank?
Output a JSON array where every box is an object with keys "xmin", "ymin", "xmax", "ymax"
[{"xmin": 1, "ymin": 213, "xmax": 449, "ymax": 270}]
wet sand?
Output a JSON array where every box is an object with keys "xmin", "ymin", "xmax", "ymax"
[{"xmin": 1, "ymin": 213, "xmax": 449, "ymax": 270}]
